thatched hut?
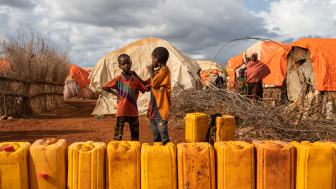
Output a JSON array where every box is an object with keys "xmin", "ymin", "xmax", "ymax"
[{"xmin": 0, "ymin": 29, "xmax": 69, "ymax": 117}]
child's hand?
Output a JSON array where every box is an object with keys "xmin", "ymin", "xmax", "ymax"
[
  {"xmin": 129, "ymin": 71, "xmax": 137, "ymax": 76},
  {"xmin": 116, "ymin": 94, "xmax": 122, "ymax": 104},
  {"xmin": 145, "ymin": 87, "xmax": 150, "ymax": 92},
  {"xmin": 147, "ymin": 64, "xmax": 154, "ymax": 72}
]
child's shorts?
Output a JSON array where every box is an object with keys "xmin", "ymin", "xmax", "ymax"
[{"xmin": 114, "ymin": 116, "xmax": 139, "ymax": 141}]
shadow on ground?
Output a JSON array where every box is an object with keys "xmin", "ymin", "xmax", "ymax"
[{"xmin": 0, "ymin": 129, "xmax": 94, "ymax": 143}]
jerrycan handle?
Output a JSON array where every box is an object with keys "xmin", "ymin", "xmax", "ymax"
[
  {"xmin": 191, "ymin": 143, "xmax": 202, "ymax": 153},
  {"xmin": 46, "ymin": 138, "xmax": 56, "ymax": 145}
]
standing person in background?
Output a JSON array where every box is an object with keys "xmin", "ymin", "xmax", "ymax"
[
  {"xmin": 146, "ymin": 47, "xmax": 172, "ymax": 145},
  {"xmin": 246, "ymin": 52, "xmax": 270, "ymax": 100}
]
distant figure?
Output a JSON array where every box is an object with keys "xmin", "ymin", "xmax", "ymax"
[
  {"xmin": 215, "ymin": 76, "xmax": 225, "ymax": 89},
  {"xmin": 246, "ymin": 52, "xmax": 270, "ymax": 100},
  {"xmin": 245, "ymin": 57, "xmax": 251, "ymax": 64},
  {"xmin": 236, "ymin": 69, "xmax": 248, "ymax": 95}
]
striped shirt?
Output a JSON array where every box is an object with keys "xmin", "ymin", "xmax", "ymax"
[{"xmin": 102, "ymin": 73, "xmax": 146, "ymax": 117}]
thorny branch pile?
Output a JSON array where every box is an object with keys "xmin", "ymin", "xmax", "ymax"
[{"xmin": 170, "ymin": 85, "xmax": 336, "ymax": 142}]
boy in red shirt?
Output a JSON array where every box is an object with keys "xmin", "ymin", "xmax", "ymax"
[
  {"xmin": 146, "ymin": 47, "xmax": 172, "ymax": 145},
  {"xmin": 102, "ymin": 54, "xmax": 147, "ymax": 141}
]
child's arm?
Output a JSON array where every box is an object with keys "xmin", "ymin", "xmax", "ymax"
[
  {"xmin": 147, "ymin": 64, "xmax": 155, "ymax": 82},
  {"xmin": 102, "ymin": 78, "xmax": 121, "ymax": 101},
  {"xmin": 102, "ymin": 87, "xmax": 121, "ymax": 101},
  {"xmin": 130, "ymin": 71, "xmax": 148, "ymax": 86}
]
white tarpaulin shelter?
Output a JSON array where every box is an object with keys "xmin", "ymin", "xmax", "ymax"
[
  {"xmin": 196, "ymin": 60, "xmax": 224, "ymax": 72},
  {"xmin": 89, "ymin": 37, "xmax": 202, "ymax": 115}
]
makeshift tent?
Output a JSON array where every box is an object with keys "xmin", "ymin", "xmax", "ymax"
[
  {"xmin": 286, "ymin": 38, "xmax": 336, "ymax": 101},
  {"xmin": 89, "ymin": 37, "xmax": 203, "ymax": 115},
  {"xmin": 196, "ymin": 60, "xmax": 226, "ymax": 85},
  {"xmin": 64, "ymin": 64, "xmax": 94, "ymax": 99},
  {"xmin": 226, "ymin": 41, "xmax": 292, "ymax": 88},
  {"xmin": 83, "ymin": 67, "xmax": 93, "ymax": 74}
]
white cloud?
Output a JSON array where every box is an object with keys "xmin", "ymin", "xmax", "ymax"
[
  {"xmin": 259, "ymin": 0, "xmax": 336, "ymax": 40},
  {"xmin": 1, "ymin": 0, "xmax": 277, "ymax": 68}
]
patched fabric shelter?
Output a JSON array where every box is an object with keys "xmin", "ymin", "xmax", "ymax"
[
  {"xmin": 286, "ymin": 38, "xmax": 336, "ymax": 101},
  {"xmin": 64, "ymin": 64, "xmax": 94, "ymax": 99},
  {"xmin": 226, "ymin": 41, "xmax": 292, "ymax": 87},
  {"xmin": 89, "ymin": 37, "xmax": 202, "ymax": 115},
  {"xmin": 196, "ymin": 60, "xmax": 225, "ymax": 85}
]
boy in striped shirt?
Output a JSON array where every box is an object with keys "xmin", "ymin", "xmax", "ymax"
[{"xmin": 102, "ymin": 54, "xmax": 147, "ymax": 141}]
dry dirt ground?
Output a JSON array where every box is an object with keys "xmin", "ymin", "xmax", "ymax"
[{"xmin": 0, "ymin": 99, "xmax": 186, "ymax": 145}]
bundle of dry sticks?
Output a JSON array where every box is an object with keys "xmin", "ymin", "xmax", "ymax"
[{"xmin": 170, "ymin": 85, "xmax": 336, "ymax": 142}]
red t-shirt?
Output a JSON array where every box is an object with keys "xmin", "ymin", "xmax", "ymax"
[{"xmin": 102, "ymin": 73, "xmax": 146, "ymax": 117}]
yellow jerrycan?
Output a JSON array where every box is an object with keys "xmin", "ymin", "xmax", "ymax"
[
  {"xmin": 106, "ymin": 141, "xmax": 140, "ymax": 189},
  {"xmin": 292, "ymin": 141, "xmax": 335, "ymax": 189},
  {"xmin": 253, "ymin": 140, "xmax": 295, "ymax": 189},
  {"xmin": 141, "ymin": 142, "xmax": 177, "ymax": 189},
  {"xmin": 177, "ymin": 142, "xmax": 215, "ymax": 189},
  {"xmin": 68, "ymin": 141, "xmax": 106, "ymax": 189},
  {"xmin": 214, "ymin": 141, "xmax": 255, "ymax": 189},
  {"xmin": 216, "ymin": 115, "xmax": 236, "ymax": 142},
  {"xmin": 0, "ymin": 142, "xmax": 31, "ymax": 189},
  {"xmin": 29, "ymin": 138, "xmax": 67, "ymax": 189},
  {"xmin": 185, "ymin": 113, "xmax": 208, "ymax": 142}
]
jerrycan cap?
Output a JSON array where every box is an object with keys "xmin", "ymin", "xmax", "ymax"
[
  {"xmin": 3, "ymin": 145, "xmax": 14, "ymax": 151},
  {"xmin": 37, "ymin": 173, "xmax": 48, "ymax": 178}
]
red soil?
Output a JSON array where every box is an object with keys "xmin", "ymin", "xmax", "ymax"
[{"xmin": 0, "ymin": 99, "xmax": 186, "ymax": 145}]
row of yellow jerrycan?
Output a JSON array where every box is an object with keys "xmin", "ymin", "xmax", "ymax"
[
  {"xmin": 185, "ymin": 113, "xmax": 235, "ymax": 142},
  {"xmin": 1, "ymin": 139, "xmax": 336, "ymax": 189}
]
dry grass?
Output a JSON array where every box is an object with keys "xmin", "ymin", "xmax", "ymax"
[{"xmin": 0, "ymin": 26, "xmax": 70, "ymax": 116}]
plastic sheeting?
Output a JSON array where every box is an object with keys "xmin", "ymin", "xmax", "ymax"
[
  {"xmin": 196, "ymin": 60, "xmax": 226, "ymax": 85},
  {"xmin": 291, "ymin": 38, "xmax": 336, "ymax": 92},
  {"xmin": 64, "ymin": 81, "xmax": 82, "ymax": 98},
  {"xmin": 226, "ymin": 41, "xmax": 292, "ymax": 87},
  {"xmin": 0, "ymin": 59, "xmax": 9, "ymax": 74},
  {"xmin": 89, "ymin": 37, "xmax": 202, "ymax": 115},
  {"xmin": 69, "ymin": 64, "xmax": 90, "ymax": 89},
  {"xmin": 83, "ymin": 67, "xmax": 93, "ymax": 74}
]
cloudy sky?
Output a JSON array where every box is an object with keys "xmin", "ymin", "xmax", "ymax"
[{"xmin": 0, "ymin": 0, "xmax": 335, "ymax": 68}]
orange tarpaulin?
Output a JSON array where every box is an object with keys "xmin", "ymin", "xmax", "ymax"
[
  {"xmin": 291, "ymin": 38, "xmax": 336, "ymax": 92},
  {"xmin": 0, "ymin": 59, "xmax": 10, "ymax": 74},
  {"xmin": 226, "ymin": 41, "xmax": 292, "ymax": 87},
  {"xmin": 69, "ymin": 64, "xmax": 90, "ymax": 89},
  {"xmin": 226, "ymin": 52, "xmax": 244, "ymax": 87},
  {"xmin": 200, "ymin": 70, "xmax": 221, "ymax": 85}
]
